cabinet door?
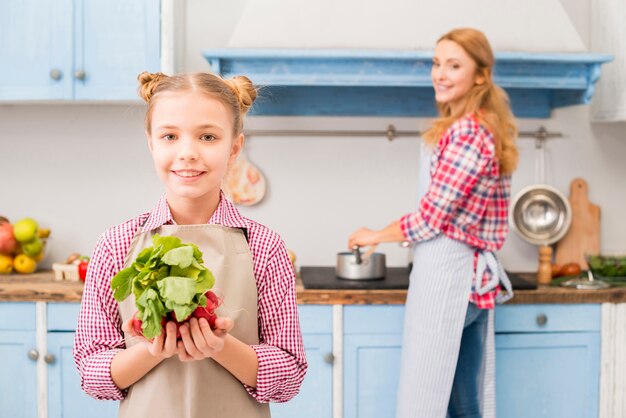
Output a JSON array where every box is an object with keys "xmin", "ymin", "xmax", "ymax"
[
  {"xmin": 496, "ymin": 332, "xmax": 600, "ymax": 418},
  {"xmin": 0, "ymin": 303, "xmax": 38, "ymax": 418},
  {"xmin": 76, "ymin": 0, "xmax": 160, "ymax": 100},
  {"xmin": 47, "ymin": 332, "xmax": 119, "ymax": 418},
  {"xmin": 0, "ymin": 0, "xmax": 72, "ymax": 99},
  {"xmin": 344, "ymin": 305, "xmax": 404, "ymax": 418},
  {"xmin": 0, "ymin": 330, "xmax": 38, "ymax": 418},
  {"xmin": 344, "ymin": 333, "xmax": 403, "ymax": 418},
  {"xmin": 270, "ymin": 333, "xmax": 333, "ymax": 418},
  {"xmin": 271, "ymin": 305, "xmax": 333, "ymax": 418}
]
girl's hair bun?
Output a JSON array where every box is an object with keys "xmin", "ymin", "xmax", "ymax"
[
  {"xmin": 224, "ymin": 75, "xmax": 257, "ymax": 114},
  {"xmin": 137, "ymin": 71, "xmax": 168, "ymax": 102}
]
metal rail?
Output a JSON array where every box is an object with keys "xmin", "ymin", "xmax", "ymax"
[{"xmin": 245, "ymin": 126, "xmax": 563, "ymax": 141}]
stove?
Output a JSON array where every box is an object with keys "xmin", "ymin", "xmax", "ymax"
[{"xmin": 300, "ymin": 266, "xmax": 538, "ymax": 290}]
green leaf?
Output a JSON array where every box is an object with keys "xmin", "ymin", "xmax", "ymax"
[
  {"xmin": 110, "ymin": 267, "xmax": 137, "ymax": 301},
  {"xmin": 137, "ymin": 288, "xmax": 166, "ymax": 339},
  {"xmin": 161, "ymin": 246, "xmax": 194, "ymax": 268},
  {"xmin": 157, "ymin": 276, "xmax": 198, "ymax": 305},
  {"xmin": 153, "ymin": 234, "xmax": 183, "ymax": 254},
  {"xmin": 136, "ymin": 247, "xmax": 153, "ymax": 264},
  {"xmin": 195, "ymin": 269, "xmax": 214, "ymax": 294}
]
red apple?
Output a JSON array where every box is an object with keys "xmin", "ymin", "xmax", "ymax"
[{"xmin": 0, "ymin": 223, "xmax": 17, "ymax": 255}]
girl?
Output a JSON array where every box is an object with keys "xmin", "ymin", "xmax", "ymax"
[
  {"xmin": 74, "ymin": 72, "xmax": 307, "ymax": 418},
  {"xmin": 348, "ymin": 28, "xmax": 518, "ymax": 418}
]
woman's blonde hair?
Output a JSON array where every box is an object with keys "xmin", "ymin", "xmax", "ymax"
[
  {"xmin": 424, "ymin": 28, "xmax": 519, "ymax": 175},
  {"xmin": 137, "ymin": 72, "xmax": 257, "ymax": 136}
]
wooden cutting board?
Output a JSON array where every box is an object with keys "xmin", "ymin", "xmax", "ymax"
[{"xmin": 555, "ymin": 178, "xmax": 600, "ymax": 269}]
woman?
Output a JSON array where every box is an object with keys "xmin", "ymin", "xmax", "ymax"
[{"xmin": 348, "ymin": 28, "xmax": 519, "ymax": 418}]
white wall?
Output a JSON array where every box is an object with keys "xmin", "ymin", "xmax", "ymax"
[{"xmin": 2, "ymin": 0, "xmax": 625, "ymax": 273}]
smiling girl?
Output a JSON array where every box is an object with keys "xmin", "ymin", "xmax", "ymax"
[
  {"xmin": 74, "ymin": 72, "xmax": 307, "ymax": 418},
  {"xmin": 349, "ymin": 28, "xmax": 519, "ymax": 418}
]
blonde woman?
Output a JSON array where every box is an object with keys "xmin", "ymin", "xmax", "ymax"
[{"xmin": 349, "ymin": 28, "xmax": 519, "ymax": 418}]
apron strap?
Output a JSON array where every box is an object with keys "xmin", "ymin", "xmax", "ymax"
[{"xmin": 475, "ymin": 251, "xmax": 514, "ymax": 303}]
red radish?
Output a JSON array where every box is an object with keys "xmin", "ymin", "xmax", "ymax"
[
  {"xmin": 191, "ymin": 290, "xmax": 222, "ymax": 329},
  {"xmin": 130, "ymin": 312, "xmax": 144, "ymax": 336},
  {"xmin": 129, "ymin": 291, "xmax": 222, "ymax": 341}
]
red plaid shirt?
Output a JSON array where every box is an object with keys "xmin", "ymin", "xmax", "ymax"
[
  {"xmin": 73, "ymin": 193, "xmax": 307, "ymax": 402},
  {"xmin": 400, "ymin": 115, "xmax": 511, "ymax": 309}
]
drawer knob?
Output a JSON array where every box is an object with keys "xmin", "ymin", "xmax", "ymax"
[
  {"xmin": 49, "ymin": 69, "xmax": 62, "ymax": 81},
  {"xmin": 27, "ymin": 349, "xmax": 39, "ymax": 361},
  {"xmin": 536, "ymin": 314, "xmax": 548, "ymax": 326},
  {"xmin": 323, "ymin": 353, "xmax": 335, "ymax": 364},
  {"xmin": 44, "ymin": 353, "xmax": 56, "ymax": 365},
  {"xmin": 74, "ymin": 70, "xmax": 86, "ymax": 81}
]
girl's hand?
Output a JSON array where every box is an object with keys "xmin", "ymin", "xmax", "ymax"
[
  {"xmin": 348, "ymin": 227, "xmax": 380, "ymax": 249},
  {"xmin": 177, "ymin": 316, "xmax": 235, "ymax": 362},
  {"xmin": 122, "ymin": 319, "xmax": 179, "ymax": 359}
]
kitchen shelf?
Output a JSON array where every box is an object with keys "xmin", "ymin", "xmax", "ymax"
[{"xmin": 202, "ymin": 49, "xmax": 612, "ymax": 118}]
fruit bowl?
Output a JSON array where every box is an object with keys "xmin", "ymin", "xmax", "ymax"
[{"xmin": 586, "ymin": 254, "xmax": 626, "ymax": 280}]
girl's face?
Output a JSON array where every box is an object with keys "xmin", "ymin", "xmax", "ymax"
[
  {"xmin": 431, "ymin": 40, "xmax": 484, "ymax": 112},
  {"xmin": 147, "ymin": 91, "xmax": 242, "ymax": 202}
]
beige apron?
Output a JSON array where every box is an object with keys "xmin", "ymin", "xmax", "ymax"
[{"xmin": 117, "ymin": 224, "xmax": 270, "ymax": 418}]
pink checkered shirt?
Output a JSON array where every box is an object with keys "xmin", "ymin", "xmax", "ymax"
[
  {"xmin": 400, "ymin": 115, "xmax": 511, "ymax": 309},
  {"xmin": 73, "ymin": 192, "xmax": 307, "ymax": 402}
]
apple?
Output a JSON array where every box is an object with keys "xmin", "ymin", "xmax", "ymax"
[
  {"xmin": 21, "ymin": 238, "xmax": 43, "ymax": 258},
  {"xmin": 0, "ymin": 254, "xmax": 13, "ymax": 274},
  {"xmin": 13, "ymin": 254, "xmax": 37, "ymax": 274},
  {"xmin": 13, "ymin": 218, "xmax": 38, "ymax": 243},
  {"xmin": 0, "ymin": 223, "xmax": 18, "ymax": 255}
]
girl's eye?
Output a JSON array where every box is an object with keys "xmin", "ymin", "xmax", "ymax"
[
  {"xmin": 162, "ymin": 134, "xmax": 176, "ymax": 141},
  {"xmin": 200, "ymin": 134, "xmax": 216, "ymax": 142},
  {"xmin": 432, "ymin": 61, "xmax": 440, "ymax": 68}
]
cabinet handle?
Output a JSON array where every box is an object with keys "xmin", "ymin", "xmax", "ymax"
[
  {"xmin": 536, "ymin": 314, "xmax": 548, "ymax": 326},
  {"xmin": 49, "ymin": 69, "xmax": 62, "ymax": 81},
  {"xmin": 323, "ymin": 353, "xmax": 335, "ymax": 364},
  {"xmin": 74, "ymin": 70, "xmax": 86, "ymax": 81},
  {"xmin": 27, "ymin": 349, "xmax": 39, "ymax": 361},
  {"xmin": 44, "ymin": 353, "xmax": 56, "ymax": 365}
]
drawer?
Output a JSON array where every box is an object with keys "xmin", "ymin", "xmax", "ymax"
[
  {"xmin": 0, "ymin": 302, "xmax": 36, "ymax": 331},
  {"xmin": 495, "ymin": 304, "xmax": 600, "ymax": 333},
  {"xmin": 344, "ymin": 305, "xmax": 405, "ymax": 334},
  {"xmin": 298, "ymin": 305, "xmax": 333, "ymax": 334},
  {"xmin": 47, "ymin": 302, "xmax": 80, "ymax": 331}
]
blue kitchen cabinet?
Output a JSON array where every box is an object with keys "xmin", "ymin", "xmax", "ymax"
[
  {"xmin": 495, "ymin": 304, "xmax": 600, "ymax": 418},
  {"xmin": 0, "ymin": 302, "xmax": 38, "ymax": 418},
  {"xmin": 270, "ymin": 305, "xmax": 333, "ymax": 418},
  {"xmin": 0, "ymin": 0, "xmax": 160, "ymax": 101},
  {"xmin": 343, "ymin": 305, "xmax": 404, "ymax": 418},
  {"xmin": 47, "ymin": 303, "xmax": 119, "ymax": 418}
]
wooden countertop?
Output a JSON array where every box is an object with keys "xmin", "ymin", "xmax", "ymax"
[{"xmin": 1, "ymin": 271, "xmax": 626, "ymax": 305}]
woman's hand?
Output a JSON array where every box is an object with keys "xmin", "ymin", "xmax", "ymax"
[
  {"xmin": 177, "ymin": 316, "xmax": 235, "ymax": 361},
  {"xmin": 348, "ymin": 221, "xmax": 407, "ymax": 250},
  {"xmin": 122, "ymin": 319, "xmax": 179, "ymax": 359},
  {"xmin": 348, "ymin": 227, "xmax": 381, "ymax": 249}
]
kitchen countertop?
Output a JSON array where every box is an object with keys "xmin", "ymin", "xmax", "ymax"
[{"xmin": 1, "ymin": 270, "xmax": 626, "ymax": 305}]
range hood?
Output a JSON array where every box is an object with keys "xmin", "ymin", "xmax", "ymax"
[{"xmin": 203, "ymin": 49, "xmax": 612, "ymax": 118}]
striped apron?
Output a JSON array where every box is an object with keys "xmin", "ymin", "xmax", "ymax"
[{"xmin": 396, "ymin": 141, "xmax": 510, "ymax": 418}]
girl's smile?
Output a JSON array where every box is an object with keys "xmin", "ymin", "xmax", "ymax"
[{"xmin": 146, "ymin": 91, "xmax": 243, "ymax": 205}]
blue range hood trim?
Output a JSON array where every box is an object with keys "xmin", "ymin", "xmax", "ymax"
[{"xmin": 202, "ymin": 49, "xmax": 612, "ymax": 118}]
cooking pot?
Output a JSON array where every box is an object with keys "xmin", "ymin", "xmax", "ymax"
[{"xmin": 336, "ymin": 246, "xmax": 386, "ymax": 280}]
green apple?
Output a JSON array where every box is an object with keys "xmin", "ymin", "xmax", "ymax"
[
  {"xmin": 21, "ymin": 237, "xmax": 43, "ymax": 258},
  {"xmin": 13, "ymin": 218, "xmax": 38, "ymax": 243}
]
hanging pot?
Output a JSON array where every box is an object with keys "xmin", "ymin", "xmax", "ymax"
[
  {"xmin": 510, "ymin": 184, "xmax": 572, "ymax": 246},
  {"xmin": 510, "ymin": 184, "xmax": 572, "ymax": 285}
]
